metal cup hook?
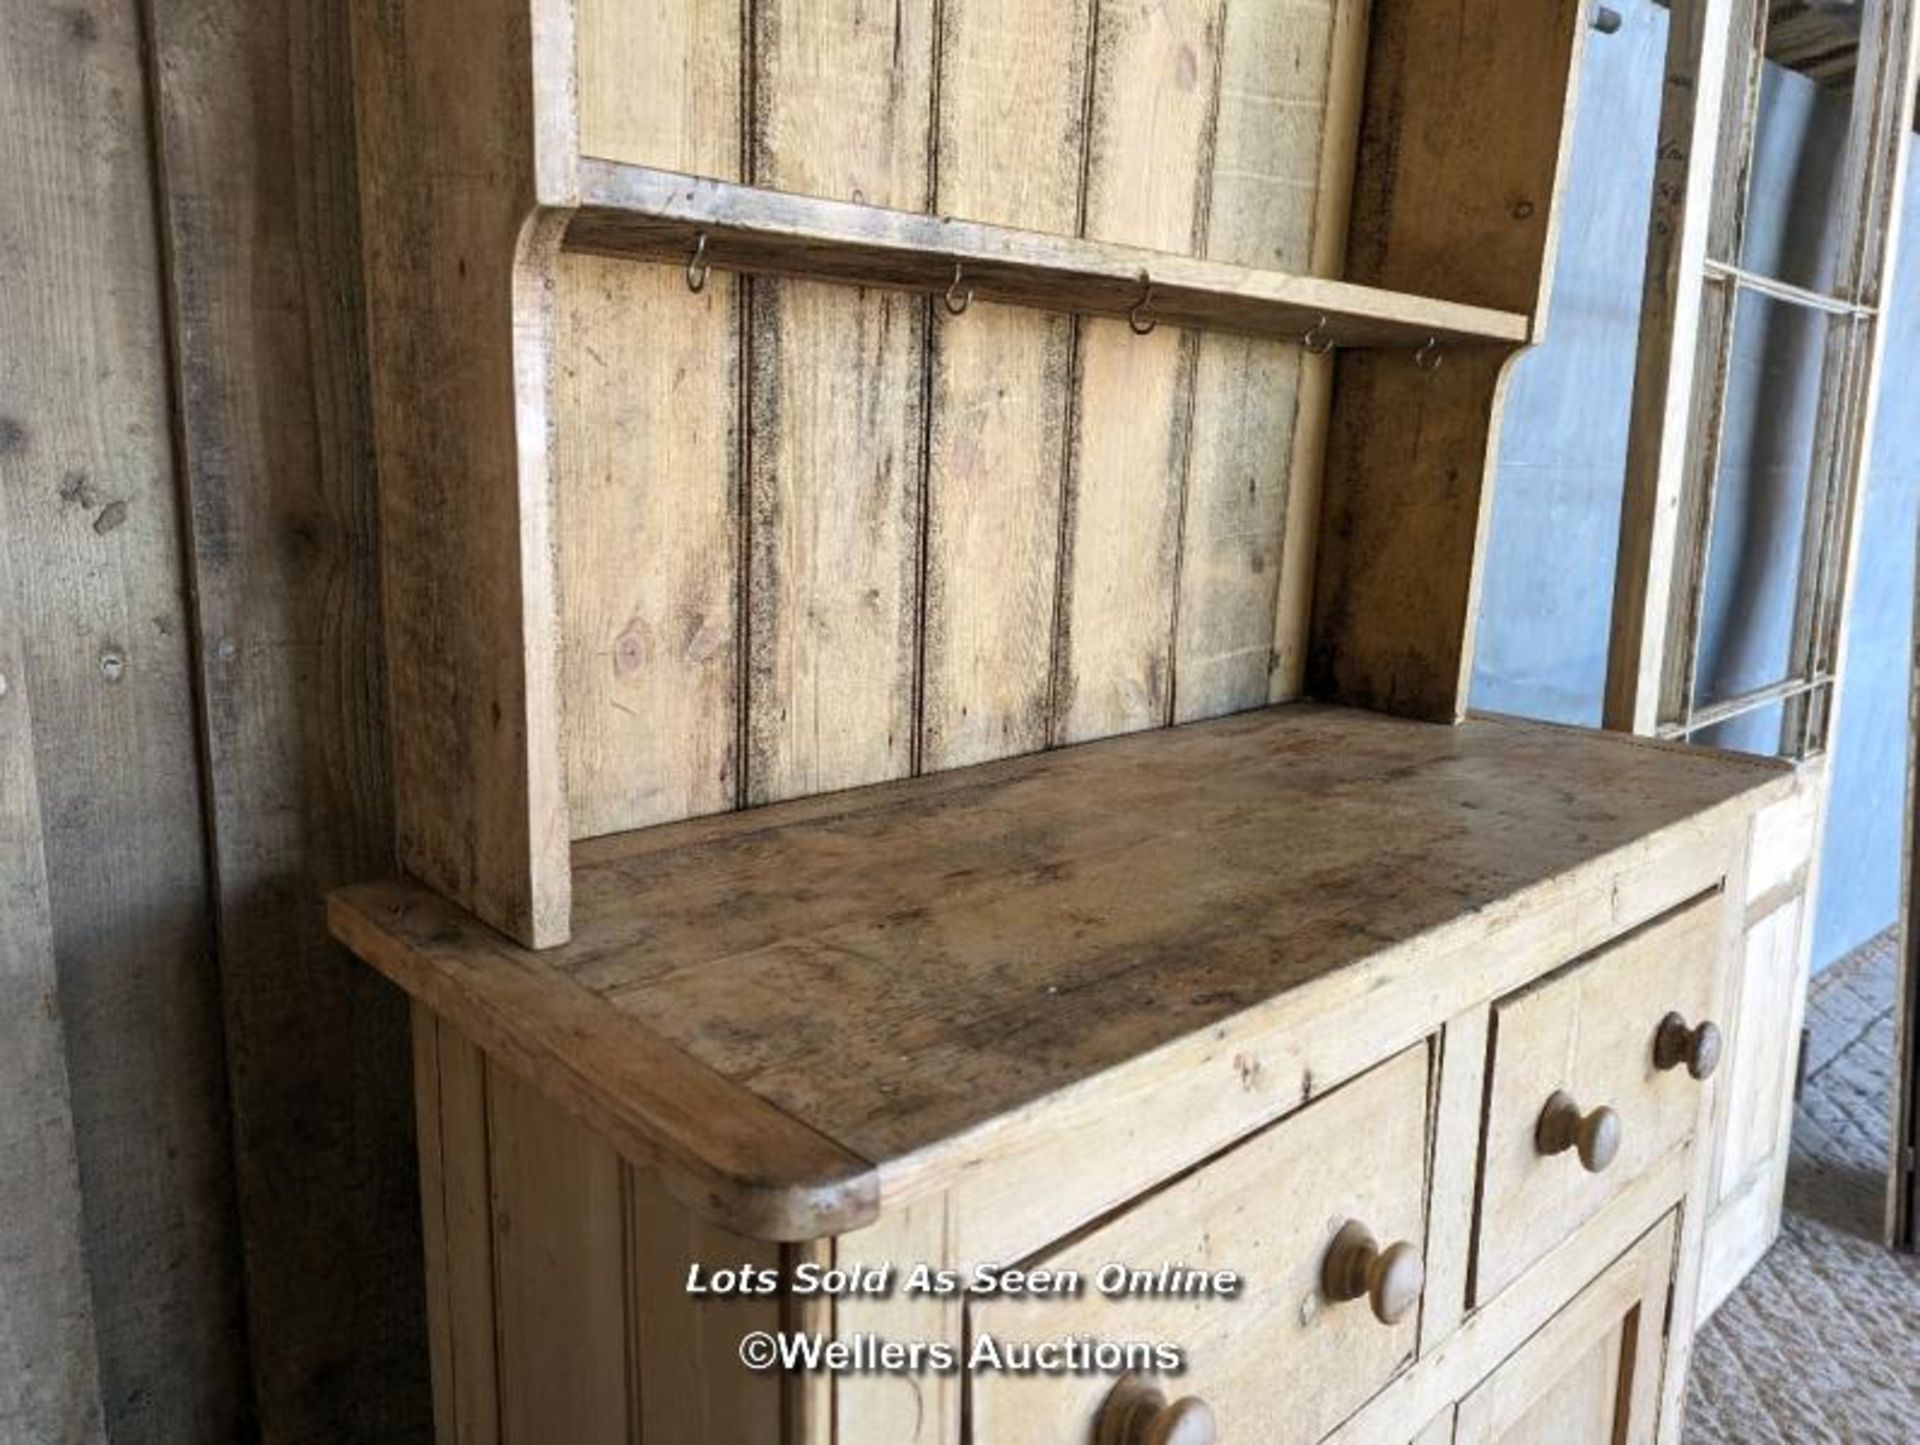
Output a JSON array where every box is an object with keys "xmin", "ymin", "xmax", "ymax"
[
  {"xmin": 1129, "ymin": 273, "xmax": 1158, "ymax": 336},
  {"xmin": 686, "ymin": 233, "xmax": 712, "ymax": 294},
  {"xmin": 1303, "ymin": 316, "xmax": 1335, "ymax": 356},
  {"xmin": 944, "ymin": 262, "xmax": 973, "ymax": 316},
  {"xmin": 1414, "ymin": 336, "xmax": 1443, "ymax": 373}
]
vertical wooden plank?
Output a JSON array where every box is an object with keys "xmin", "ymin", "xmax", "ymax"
[
  {"xmin": 1176, "ymin": 0, "xmax": 1344, "ymax": 720},
  {"xmin": 1311, "ymin": 0, "xmax": 1586, "ymax": 720},
  {"xmin": 1311, "ymin": 348, "xmax": 1519, "ymax": 719},
  {"xmin": 0, "ymin": 509, "xmax": 105, "ymax": 1443},
  {"xmin": 0, "ymin": 3, "xmax": 248, "ymax": 1436},
  {"xmin": 1712, "ymin": 894, "xmax": 1805, "ymax": 1203},
  {"xmin": 143, "ymin": 1, "xmax": 427, "ymax": 1436},
  {"xmin": 784, "ymin": 1239, "xmax": 836, "ymax": 1445},
  {"xmin": 1053, "ymin": 0, "xmax": 1222, "ymax": 743},
  {"xmin": 559, "ymin": 257, "xmax": 742, "ymax": 837},
  {"xmin": 411, "ymin": 1009, "xmax": 457, "ymax": 1445},
  {"xmin": 486, "ymin": 1060, "xmax": 629, "ymax": 1445},
  {"xmin": 746, "ymin": 280, "xmax": 926, "ymax": 801},
  {"xmin": 1343, "ymin": 0, "xmax": 1587, "ymax": 319},
  {"xmin": 921, "ymin": 302, "xmax": 1074, "ymax": 767},
  {"xmin": 424, "ymin": 1020, "xmax": 502, "ymax": 1445},
  {"xmin": 919, "ymin": 0, "xmax": 1090, "ymax": 769},
  {"xmin": 351, "ymin": 0, "xmax": 577, "ymax": 945},
  {"xmin": 835, "ymin": 1199, "xmax": 962, "ymax": 1445},
  {"xmin": 559, "ymin": 0, "xmax": 742, "ymax": 837},
  {"xmin": 1420, "ymin": 1006, "xmax": 1490, "ymax": 1353},
  {"xmin": 1659, "ymin": 853, "xmax": 1750, "ymax": 1445},
  {"xmin": 576, "ymin": 0, "xmax": 741, "ymax": 172},
  {"xmin": 1271, "ymin": 0, "xmax": 1369, "ymax": 699},
  {"xmin": 626, "ymin": 1163, "xmax": 783, "ymax": 1443},
  {"xmin": 745, "ymin": 0, "xmax": 934, "ymax": 801}
]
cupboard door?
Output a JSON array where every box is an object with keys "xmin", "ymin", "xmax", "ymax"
[{"xmin": 1455, "ymin": 1213, "xmax": 1676, "ymax": 1445}]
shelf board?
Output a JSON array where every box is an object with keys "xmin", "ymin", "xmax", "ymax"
[{"xmin": 566, "ymin": 160, "xmax": 1532, "ymax": 350}]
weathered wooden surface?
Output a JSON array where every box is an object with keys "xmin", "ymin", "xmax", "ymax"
[
  {"xmin": 145, "ymin": 0, "xmax": 427, "ymax": 1436},
  {"xmin": 1475, "ymin": 895, "xmax": 1722, "ymax": 1304},
  {"xmin": 1451, "ymin": 1215, "xmax": 1674, "ymax": 1445},
  {"xmin": 0, "ymin": 1, "xmax": 248, "ymax": 1435},
  {"xmin": 1051, "ymin": 0, "xmax": 1218, "ymax": 744},
  {"xmin": 567, "ymin": 164, "xmax": 1528, "ymax": 349},
  {"xmin": 743, "ymin": 0, "xmax": 932, "ymax": 803},
  {"xmin": 556, "ymin": 0, "xmax": 741, "ymax": 841},
  {"xmin": 412, "ymin": 1008, "xmax": 786, "ymax": 1444},
  {"xmin": 970, "ymin": 1044, "xmax": 1430, "ymax": 1445},
  {"xmin": 1310, "ymin": 0, "xmax": 1586, "ymax": 720},
  {"xmin": 0, "ymin": 496, "xmax": 105, "ymax": 1444},
  {"xmin": 560, "ymin": 0, "xmax": 1391, "ymax": 840},
  {"xmin": 334, "ymin": 705, "xmax": 1786, "ymax": 1237},
  {"xmin": 558, "ymin": 253, "xmax": 742, "ymax": 837},
  {"xmin": 351, "ymin": 0, "xmax": 574, "ymax": 946},
  {"xmin": 918, "ymin": 0, "xmax": 1086, "ymax": 770},
  {"xmin": 1177, "ymin": 0, "xmax": 1354, "ymax": 720}
]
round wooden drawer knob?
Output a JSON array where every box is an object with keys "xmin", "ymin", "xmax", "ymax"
[
  {"xmin": 1321, "ymin": 1220, "xmax": 1425, "ymax": 1326},
  {"xmin": 1654, "ymin": 1012, "xmax": 1723, "ymax": 1081},
  {"xmin": 1536, "ymin": 1090, "xmax": 1622, "ymax": 1173},
  {"xmin": 1095, "ymin": 1377, "xmax": 1217, "ymax": 1445}
]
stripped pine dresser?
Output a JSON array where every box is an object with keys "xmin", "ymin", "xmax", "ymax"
[{"xmin": 331, "ymin": 1, "xmax": 1797, "ymax": 1440}]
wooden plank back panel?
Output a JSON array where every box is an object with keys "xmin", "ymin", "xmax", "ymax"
[
  {"xmin": 1052, "ymin": 0, "xmax": 1220, "ymax": 743},
  {"xmin": 558, "ymin": 0, "xmax": 743, "ymax": 840},
  {"xmin": 559, "ymin": 257, "xmax": 742, "ymax": 837},
  {"xmin": 746, "ymin": 279, "xmax": 927, "ymax": 801},
  {"xmin": 1177, "ymin": 0, "xmax": 1357, "ymax": 719},
  {"xmin": 919, "ymin": 0, "xmax": 1088, "ymax": 770},
  {"xmin": 577, "ymin": 0, "xmax": 742, "ymax": 177},
  {"xmin": 556, "ymin": 0, "xmax": 1479, "ymax": 837},
  {"xmin": 745, "ymin": 2, "xmax": 933, "ymax": 802},
  {"xmin": 1311, "ymin": 0, "xmax": 1586, "ymax": 719}
]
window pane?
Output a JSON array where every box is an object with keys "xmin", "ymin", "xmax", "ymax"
[
  {"xmin": 1737, "ymin": 54, "xmax": 1858, "ymax": 296},
  {"xmin": 1693, "ymin": 289, "xmax": 1836, "ymax": 711}
]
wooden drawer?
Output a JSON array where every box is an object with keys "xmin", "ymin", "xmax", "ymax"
[
  {"xmin": 968, "ymin": 1044, "xmax": 1431, "ymax": 1445},
  {"xmin": 1473, "ymin": 895, "xmax": 1725, "ymax": 1304}
]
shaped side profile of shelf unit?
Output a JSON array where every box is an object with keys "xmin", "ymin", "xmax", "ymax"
[{"xmin": 350, "ymin": 0, "xmax": 1590, "ymax": 947}]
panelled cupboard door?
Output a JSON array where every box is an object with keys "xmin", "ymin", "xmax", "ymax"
[
  {"xmin": 968, "ymin": 1043, "xmax": 1431, "ymax": 1445},
  {"xmin": 1454, "ymin": 1214, "xmax": 1676, "ymax": 1445}
]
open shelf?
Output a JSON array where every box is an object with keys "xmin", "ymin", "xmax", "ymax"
[{"xmin": 568, "ymin": 159, "xmax": 1533, "ymax": 350}]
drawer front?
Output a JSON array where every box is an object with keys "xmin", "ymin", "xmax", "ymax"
[
  {"xmin": 968, "ymin": 1043, "xmax": 1432, "ymax": 1445},
  {"xmin": 1474, "ymin": 895, "xmax": 1724, "ymax": 1304}
]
